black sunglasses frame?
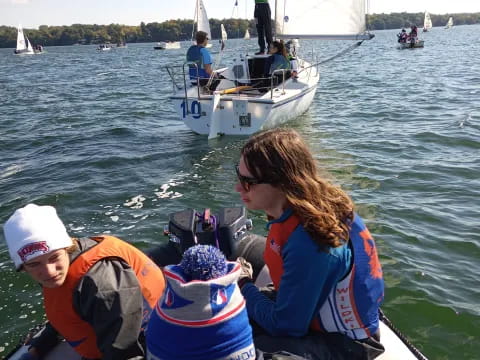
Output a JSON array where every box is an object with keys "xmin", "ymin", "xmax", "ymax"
[{"xmin": 235, "ymin": 164, "xmax": 266, "ymax": 191}]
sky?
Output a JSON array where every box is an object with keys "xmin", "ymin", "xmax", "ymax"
[{"xmin": 1, "ymin": 0, "xmax": 479, "ymax": 29}]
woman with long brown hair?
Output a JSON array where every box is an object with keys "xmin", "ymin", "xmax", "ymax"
[{"xmin": 235, "ymin": 128, "xmax": 385, "ymax": 359}]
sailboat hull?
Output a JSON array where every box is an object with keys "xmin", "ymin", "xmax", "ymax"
[
  {"xmin": 170, "ymin": 59, "xmax": 319, "ymax": 136},
  {"xmin": 155, "ymin": 41, "xmax": 181, "ymax": 50},
  {"xmin": 14, "ymin": 49, "xmax": 35, "ymax": 55}
]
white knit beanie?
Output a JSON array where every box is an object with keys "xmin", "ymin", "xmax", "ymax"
[{"xmin": 3, "ymin": 204, "xmax": 73, "ymax": 269}]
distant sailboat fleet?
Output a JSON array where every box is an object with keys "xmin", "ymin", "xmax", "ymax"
[
  {"xmin": 397, "ymin": 11, "xmax": 456, "ymax": 49},
  {"xmin": 12, "ymin": 6, "xmax": 459, "ymax": 61}
]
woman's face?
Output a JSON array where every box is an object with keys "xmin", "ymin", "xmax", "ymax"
[{"xmin": 235, "ymin": 156, "xmax": 286, "ymax": 219}]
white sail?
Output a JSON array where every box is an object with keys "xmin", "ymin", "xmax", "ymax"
[
  {"xmin": 275, "ymin": 0, "xmax": 372, "ymax": 40},
  {"xmin": 221, "ymin": 23, "xmax": 228, "ymax": 41},
  {"xmin": 195, "ymin": 0, "xmax": 211, "ymax": 40},
  {"xmin": 244, "ymin": 28, "xmax": 250, "ymax": 40},
  {"xmin": 26, "ymin": 37, "xmax": 34, "ymax": 51},
  {"xmin": 16, "ymin": 26, "xmax": 27, "ymax": 51},
  {"xmin": 445, "ymin": 17, "xmax": 453, "ymax": 28},
  {"xmin": 16, "ymin": 25, "xmax": 34, "ymax": 54},
  {"xmin": 424, "ymin": 12, "xmax": 432, "ymax": 30}
]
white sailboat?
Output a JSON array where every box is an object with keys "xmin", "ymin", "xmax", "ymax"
[
  {"xmin": 423, "ymin": 12, "xmax": 432, "ymax": 32},
  {"xmin": 167, "ymin": 0, "xmax": 373, "ymax": 139},
  {"xmin": 96, "ymin": 44, "xmax": 112, "ymax": 51},
  {"xmin": 154, "ymin": 41, "xmax": 181, "ymax": 50},
  {"xmin": 445, "ymin": 17, "xmax": 453, "ymax": 29},
  {"xmin": 192, "ymin": 0, "xmax": 212, "ymax": 48},
  {"xmin": 244, "ymin": 28, "xmax": 251, "ymax": 40},
  {"xmin": 14, "ymin": 25, "xmax": 35, "ymax": 55}
]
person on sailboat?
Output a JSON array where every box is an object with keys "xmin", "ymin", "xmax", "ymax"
[
  {"xmin": 146, "ymin": 244, "xmax": 256, "ymax": 360},
  {"xmin": 3, "ymin": 204, "xmax": 166, "ymax": 360},
  {"xmin": 397, "ymin": 29, "xmax": 407, "ymax": 43},
  {"xmin": 254, "ymin": 0, "xmax": 273, "ymax": 55},
  {"xmin": 408, "ymin": 25, "xmax": 418, "ymax": 46},
  {"xmin": 285, "ymin": 40, "xmax": 299, "ymax": 78},
  {"xmin": 263, "ymin": 40, "xmax": 291, "ymax": 87},
  {"xmin": 186, "ymin": 30, "xmax": 221, "ymax": 91},
  {"xmin": 234, "ymin": 129, "xmax": 385, "ymax": 359}
]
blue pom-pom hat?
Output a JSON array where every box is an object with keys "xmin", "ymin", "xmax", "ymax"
[{"xmin": 146, "ymin": 245, "xmax": 255, "ymax": 360}]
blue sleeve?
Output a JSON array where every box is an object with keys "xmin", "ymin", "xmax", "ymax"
[
  {"xmin": 264, "ymin": 55, "xmax": 273, "ymax": 75},
  {"xmin": 200, "ymin": 48, "xmax": 212, "ymax": 65},
  {"xmin": 241, "ymin": 226, "xmax": 350, "ymax": 336}
]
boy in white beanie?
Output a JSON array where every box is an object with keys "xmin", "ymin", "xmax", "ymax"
[{"xmin": 3, "ymin": 203, "xmax": 166, "ymax": 360}]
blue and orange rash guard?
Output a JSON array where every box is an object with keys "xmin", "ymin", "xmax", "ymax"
[
  {"xmin": 241, "ymin": 209, "xmax": 384, "ymax": 339},
  {"xmin": 241, "ymin": 209, "xmax": 351, "ymax": 336}
]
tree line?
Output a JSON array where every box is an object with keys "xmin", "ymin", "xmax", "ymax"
[
  {"xmin": 1, "ymin": 12, "xmax": 479, "ymax": 48},
  {"xmin": 0, "ymin": 19, "xmax": 254, "ymax": 48}
]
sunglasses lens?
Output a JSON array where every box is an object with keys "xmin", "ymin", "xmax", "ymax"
[{"xmin": 236, "ymin": 165, "xmax": 251, "ymax": 191}]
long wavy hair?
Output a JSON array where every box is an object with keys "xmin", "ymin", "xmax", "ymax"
[
  {"xmin": 271, "ymin": 40, "xmax": 288, "ymax": 58},
  {"xmin": 241, "ymin": 128, "xmax": 354, "ymax": 249}
]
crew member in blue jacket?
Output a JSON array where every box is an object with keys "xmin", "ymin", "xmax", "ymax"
[
  {"xmin": 235, "ymin": 128, "xmax": 385, "ymax": 359},
  {"xmin": 186, "ymin": 30, "xmax": 220, "ymax": 91},
  {"xmin": 264, "ymin": 40, "xmax": 291, "ymax": 78}
]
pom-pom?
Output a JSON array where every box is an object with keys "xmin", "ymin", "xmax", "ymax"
[{"xmin": 180, "ymin": 245, "xmax": 228, "ymax": 281}]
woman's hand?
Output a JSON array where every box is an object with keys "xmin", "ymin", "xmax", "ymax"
[{"xmin": 237, "ymin": 257, "xmax": 254, "ymax": 289}]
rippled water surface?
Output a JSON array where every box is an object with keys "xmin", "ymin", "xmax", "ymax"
[{"xmin": 1, "ymin": 25, "xmax": 479, "ymax": 358}]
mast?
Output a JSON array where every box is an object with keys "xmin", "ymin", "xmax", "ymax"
[
  {"xmin": 274, "ymin": 0, "xmax": 278, "ymax": 40},
  {"xmin": 192, "ymin": 0, "xmax": 198, "ymax": 41}
]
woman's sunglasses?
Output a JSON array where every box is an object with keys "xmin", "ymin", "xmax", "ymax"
[{"xmin": 235, "ymin": 164, "xmax": 266, "ymax": 191}]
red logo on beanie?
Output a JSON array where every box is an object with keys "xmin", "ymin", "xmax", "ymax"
[{"xmin": 17, "ymin": 241, "xmax": 50, "ymax": 262}]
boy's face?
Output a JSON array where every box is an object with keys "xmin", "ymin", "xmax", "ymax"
[{"xmin": 23, "ymin": 248, "xmax": 70, "ymax": 288}]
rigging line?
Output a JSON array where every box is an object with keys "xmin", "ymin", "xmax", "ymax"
[
  {"xmin": 366, "ymin": 0, "xmax": 372, "ymax": 31},
  {"xmin": 299, "ymin": 40, "xmax": 364, "ymax": 72},
  {"xmin": 231, "ymin": 0, "xmax": 242, "ymax": 39},
  {"xmin": 191, "ymin": 2, "xmax": 198, "ymax": 41}
]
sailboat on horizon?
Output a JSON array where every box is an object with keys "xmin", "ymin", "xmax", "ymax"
[
  {"xmin": 445, "ymin": 16, "xmax": 453, "ymax": 29},
  {"xmin": 423, "ymin": 11, "xmax": 432, "ymax": 32},
  {"xmin": 14, "ymin": 25, "xmax": 35, "ymax": 55},
  {"xmin": 192, "ymin": 0, "xmax": 212, "ymax": 48},
  {"xmin": 244, "ymin": 28, "xmax": 250, "ymax": 40}
]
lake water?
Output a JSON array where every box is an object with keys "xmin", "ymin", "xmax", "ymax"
[{"xmin": 0, "ymin": 25, "xmax": 479, "ymax": 359}]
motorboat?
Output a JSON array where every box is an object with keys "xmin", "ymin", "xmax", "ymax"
[{"xmin": 5, "ymin": 206, "xmax": 429, "ymax": 360}]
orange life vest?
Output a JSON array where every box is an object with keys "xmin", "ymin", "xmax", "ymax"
[
  {"xmin": 263, "ymin": 214, "xmax": 300, "ymax": 290},
  {"xmin": 43, "ymin": 235, "xmax": 165, "ymax": 359}
]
